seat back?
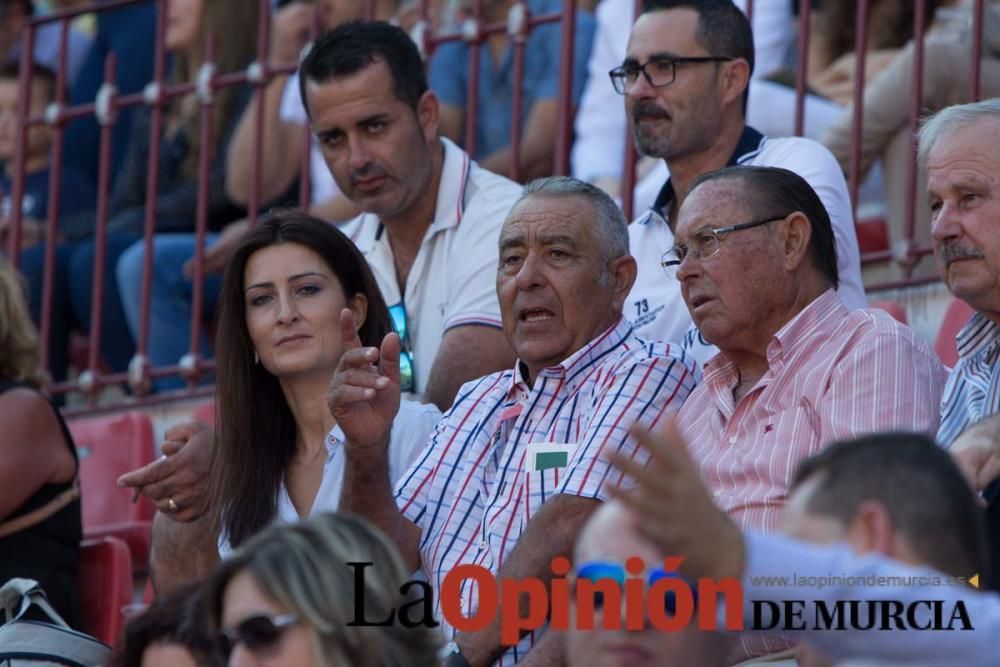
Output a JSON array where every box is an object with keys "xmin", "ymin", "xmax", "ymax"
[
  {"xmin": 935, "ymin": 298, "xmax": 976, "ymax": 368},
  {"xmin": 78, "ymin": 536, "xmax": 133, "ymax": 646},
  {"xmin": 869, "ymin": 299, "xmax": 908, "ymax": 325},
  {"xmin": 69, "ymin": 412, "xmax": 156, "ymax": 529}
]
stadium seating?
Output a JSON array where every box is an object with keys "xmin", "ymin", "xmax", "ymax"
[
  {"xmin": 935, "ymin": 298, "xmax": 977, "ymax": 368},
  {"xmin": 78, "ymin": 535, "xmax": 133, "ymax": 646},
  {"xmin": 69, "ymin": 412, "xmax": 156, "ymax": 572}
]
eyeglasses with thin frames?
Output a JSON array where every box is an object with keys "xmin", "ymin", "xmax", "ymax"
[
  {"xmin": 609, "ymin": 55, "xmax": 734, "ymax": 94},
  {"xmin": 218, "ymin": 613, "xmax": 300, "ymax": 659},
  {"xmin": 389, "ymin": 301, "xmax": 415, "ymax": 393},
  {"xmin": 660, "ymin": 215, "xmax": 788, "ymax": 279}
]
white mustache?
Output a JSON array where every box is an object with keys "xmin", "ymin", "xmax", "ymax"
[{"xmin": 938, "ymin": 243, "xmax": 985, "ymax": 265}]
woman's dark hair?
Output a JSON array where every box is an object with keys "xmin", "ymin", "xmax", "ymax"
[
  {"xmin": 112, "ymin": 582, "xmax": 221, "ymax": 667},
  {"xmin": 209, "ymin": 210, "xmax": 393, "ymax": 548},
  {"xmin": 817, "ymin": 0, "xmax": 939, "ymax": 68}
]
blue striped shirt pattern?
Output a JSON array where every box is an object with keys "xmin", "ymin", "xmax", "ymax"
[
  {"xmin": 938, "ymin": 312, "xmax": 1000, "ymax": 447},
  {"xmin": 394, "ymin": 318, "xmax": 699, "ymax": 664}
]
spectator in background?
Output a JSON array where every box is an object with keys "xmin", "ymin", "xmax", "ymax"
[
  {"xmin": 618, "ymin": 0, "xmax": 864, "ymax": 361},
  {"xmin": 781, "ymin": 432, "xmax": 988, "ymax": 667},
  {"xmin": 330, "ymin": 177, "xmax": 698, "ymax": 665},
  {"xmin": 1, "ymin": 62, "xmax": 93, "ymax": 249},
  {"xmin": 112, "ymin": 582, "xmax": 221, "ymax": 667},
  {"xmin": 669, "ymin": 166, "xmax": 944, "ymax": 659},
  {"xmin": 570, "ymin": 0, "xmax": 796, "ymax": 207},
  {"xmin": 565, "ymin": 500, "xmax": 731, "ymax": 667},
  {"xmin": 223, "ymin": 0, "xmax": 401, "ymax": 229},
  {"xmin": 822, "ymin": 1, "xmax": 1000, "ymax": 282},
  {"xmin": 430, "ymin": 0, "xmax": 595, "ymax": 181},
  {"xmin": 204, "ymin": 513, "xmax": 440, "ymax": 666},
  {"xmin": 111, "ymin": 0, "xmax": 297, "ymax": 393},
  {"xmin": 61, "ymin": 0, "xmax": 155, "ymax": 201},
  {"xmin": 0, "ymin": 0, "xmax": 92, "ymax": 85},
  {"xmin": 0, "ymin": 256, "xmax": 81, "ymax": 629}
]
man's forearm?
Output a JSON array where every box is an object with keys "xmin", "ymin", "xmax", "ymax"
[
  {"xmin": 224, "ymin": 74, "xmax": 303, "ymax": 206},
  {"xmin": 149, "ymin": 513, "xmax": 219, "ymax": 595},
  {"xmin": 340, "ymin": 445, "xmax": 422, "ymax": 571},
  {"xmin": 456, "ymin": 494, "xmax": 602, "ymax": 666}
]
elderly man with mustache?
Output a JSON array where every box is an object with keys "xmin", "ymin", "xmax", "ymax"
[{"xmin": 618, "ymin": 0, "xmax": 866, "ymax": 363}]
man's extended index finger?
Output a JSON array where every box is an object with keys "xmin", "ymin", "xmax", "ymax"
[
  {"xmin": 340, "ymin": 307, "xmax": 363, "ymax": 351},
  {"xmin": 117, "ymin": 456, "xmax": 170, "ymax": 488}
]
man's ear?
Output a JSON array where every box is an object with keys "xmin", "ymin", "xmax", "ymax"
[
  {"xmin": 845, "ymin": 500, "xmax": 895, "ymax": 556},
  {"xmin": 350, "ymin": 293, "xmax": 369, "ymax": 333},
  {"xmin": 780, "ymin": 211, "xmax": 813, "ymax": 273},
  {"xmin": 719, "ymin": 58, "xmax": 751, "ymax": 109},
  {"xmin": 416, "ymin": 90, "xmax": 440, "ymax": 144},
  {"xmin": 608, "ymin": 254, "xmax": 638, "ymax": 309}
]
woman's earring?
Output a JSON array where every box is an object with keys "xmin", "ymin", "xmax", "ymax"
[{"xmin": 254, "ymin": 351, "xmax": 260, "ymax": 365}]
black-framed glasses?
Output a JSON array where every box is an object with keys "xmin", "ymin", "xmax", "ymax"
[
  {"xmin": 609, "ymin": 55, "xmax": 733, "ymax": 94},
  {"xmin": 389, "ymin": 301, "xmax": 415, "ymax": 393},
  {"xmin": 661, "ymin": 215, "xmax": 787, "ymax": 278},
  {"xmin": 218, "ymin": 613, "xmax": 299, "ymax": 658},
  {"xmin": 575, "ymin": 561, "xmax": 698, "ymax": 616}
]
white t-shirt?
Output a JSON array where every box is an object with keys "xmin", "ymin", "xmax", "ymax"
[
  {"xmin": 279, "ymin": 72, "xmax": 341, "ymax": 204},
  {"xmin": 218, "ymin": 399, "xmax": 442, "ymax": 556},
  {"xmin": 626, "ymin": 128, "xmax": 867, "ymax": 363},
  {"xmin": 344, "ymin": 138, "xmax": 522, "ymax": 396}
]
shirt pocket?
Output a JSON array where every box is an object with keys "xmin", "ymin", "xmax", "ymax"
[{"xmin": 742, "ymin": 402, "xmax": 822, "ymax": 503}]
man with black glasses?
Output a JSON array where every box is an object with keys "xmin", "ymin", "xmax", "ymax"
[{"xmin": 616, "ymin": 0, "xmax": 866, "ymax": 362}]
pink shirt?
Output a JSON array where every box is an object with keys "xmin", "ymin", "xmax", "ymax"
[{"xmin": 679, "ymin": 289, "xmax": 946, "ymax": 534}]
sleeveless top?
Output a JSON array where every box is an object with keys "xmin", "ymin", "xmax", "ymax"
[{"xmin": 0, "ymin": 380, "xmax": 82, "ymax": 629}]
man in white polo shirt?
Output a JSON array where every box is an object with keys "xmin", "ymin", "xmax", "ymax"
[
  {"xmin": 617, "ymin": 0, "xmax": 865, "ymax": 359},
  {"xmin": 296, "ymin": 21, "xmax": 520, "ymax": 410}
]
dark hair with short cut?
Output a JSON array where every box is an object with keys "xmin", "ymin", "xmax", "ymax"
[
  {"xmin": 0, "ymin": 61, "xmax": 58, "ymax": 101},
  {"xmin": 112, "ymin": 582, "xmax": 221, "ymax": 667},
  {"xmin": 688, "ymin": 165, "xmax": 839, "ymax": 288},
  {"xmin": 790, "ymin": 433, "xmax": 989, "ymax": 583},
  {"xmin": 298, "ymin": 20, "xmax": 427, "ymax": 118},
  {"xmin": 641, "ymin": 0, "xmax": 754, "ymax": 109},
  {"xmin": 210, "ymin": 210, "xmax": 394, "ymax": 549}
]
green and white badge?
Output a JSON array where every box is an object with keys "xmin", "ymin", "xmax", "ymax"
[{"xmin": 526, "ymin": 441, "xmax": 576, "ymax": 472}]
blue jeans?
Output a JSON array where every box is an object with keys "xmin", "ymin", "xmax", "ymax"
[
  {"xmin": 116, "ymin": 234, "xmax": 220, "ymax": 391},
  {"xmin": 20, "ymin": 235, "xmax": 137, "ymax": 384}
]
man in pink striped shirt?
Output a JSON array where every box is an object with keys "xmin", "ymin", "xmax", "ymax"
[
  {"xmin": 331, "ymin": 176, "xmax": 698, "ymax": 666},
  {"xmin": 668, "ymin": 164, "xmax": 946, "ymax": 537},
  {"xmin": 667, "ymin": 164, "xmax": 946, "ymax": 662}
]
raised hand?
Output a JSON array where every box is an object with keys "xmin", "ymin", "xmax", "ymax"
[
  {"xmin": 607, "ymin": 417, "xmax": 745, "ymax": 582},
  {"xmin": 327, "ymin": 307, "xmax": 401, "ymax": 450}
]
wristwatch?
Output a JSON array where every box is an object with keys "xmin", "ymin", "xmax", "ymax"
[{"xmin": 439, "ymin": 641, "xmax": 471, "ymax": 667}]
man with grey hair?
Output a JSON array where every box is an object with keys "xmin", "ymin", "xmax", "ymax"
[
  {"xmin": 329, "ymin": 175, "xmax": 699, "ymax": 665},
  {"xmin": 920, "ymin": 99, "xmax": 1000, "ymax": 593}
]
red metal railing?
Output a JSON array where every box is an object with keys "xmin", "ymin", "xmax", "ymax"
[{"xmin": 4, "ymin": 0, "xmax": 988, "ymax": 410}]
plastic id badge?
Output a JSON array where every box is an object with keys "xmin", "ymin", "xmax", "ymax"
[{"xmin": 526, "ymin": 441, "xmax": 576, "ymax": 472}]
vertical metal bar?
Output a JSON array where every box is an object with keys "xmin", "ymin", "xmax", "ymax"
[
  {"xmin": 902, "ymin": 0, "xmax": 928, "ymax": 274},
  {"xmin": 38, "ymin": 19, "xmax": 72, "ymax": 374},
  {"xmin": 509, "ymin": 8, "xmax": 526, "ymax": 182},
  {"xmin": 793, "ymin": 0, "xmax": 811, "ymax": 137},
  {"xmin": 620, "ymin": 0, "xmax": 643, "ymax": 221},
  {"xmin": 6, "ymin": 24, "xmax": 36, "ymax": 265},
  {"xmin": 187, "ymin": 32, "xmax": 217, "ymax": 382},
  {"xmin": 135, "ymin": 0, "xmax": 169, "ymax": 387},
  {"xmin": 248, "ymin": 0, "xmax": 272, "ymax": 225},
  {"xmin": 847, "ymin": 0, "xmax": 871, "ymax": 216},
  {"xmin": 553, "ymin": 0, "xmax": 577, "ymax": 175},
  {"xmin": 365, "ymin": 0, "xmax": 376, "ymax": 21},
  {"xmin": 464, "ymin": 0, "xmax": 483, "ymax": 158},
  {"xmin": 86, "ymin": 54, "xmax": 118, "ymax": 392},
  {"xmin": 971, "ymin": 0, "xmax": 985, "ymax": 101},
  {"xmin": 744, "ymin": 0, "xmax": 754, "ymax": 32}
]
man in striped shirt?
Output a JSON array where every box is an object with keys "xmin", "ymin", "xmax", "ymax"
[
  {"xmin": 667, "ymin": 164, "xmax": 945, "ymax": 661},
  {"xmin": 331, "ymin": 176, "xmax": 698, "ymax": 666}
]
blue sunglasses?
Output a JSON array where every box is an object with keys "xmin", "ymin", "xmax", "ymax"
[
  {"xmin": 575, "ymin": 561, "xmax": 697, "ymax": 616},
  {"xmin": 388, "ymin": 302, "xmax": 415, "ymax": 393}
]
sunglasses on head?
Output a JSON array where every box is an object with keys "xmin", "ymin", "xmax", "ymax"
[
  {"xmin": 218, "ymin": 613, "xmax": 299, "ymax": 658},
  {"xmin": 575, "ymin": 561, "xmax": 697, "ymax": 617},
  {"xmin": 388, "ymin": 301, "xmax": 415, "ymax": 393}
]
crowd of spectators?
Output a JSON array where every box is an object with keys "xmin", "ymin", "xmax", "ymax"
[{"xmin": 3, "ymin": 1, "xmax": 1000, "ymax": 666}]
